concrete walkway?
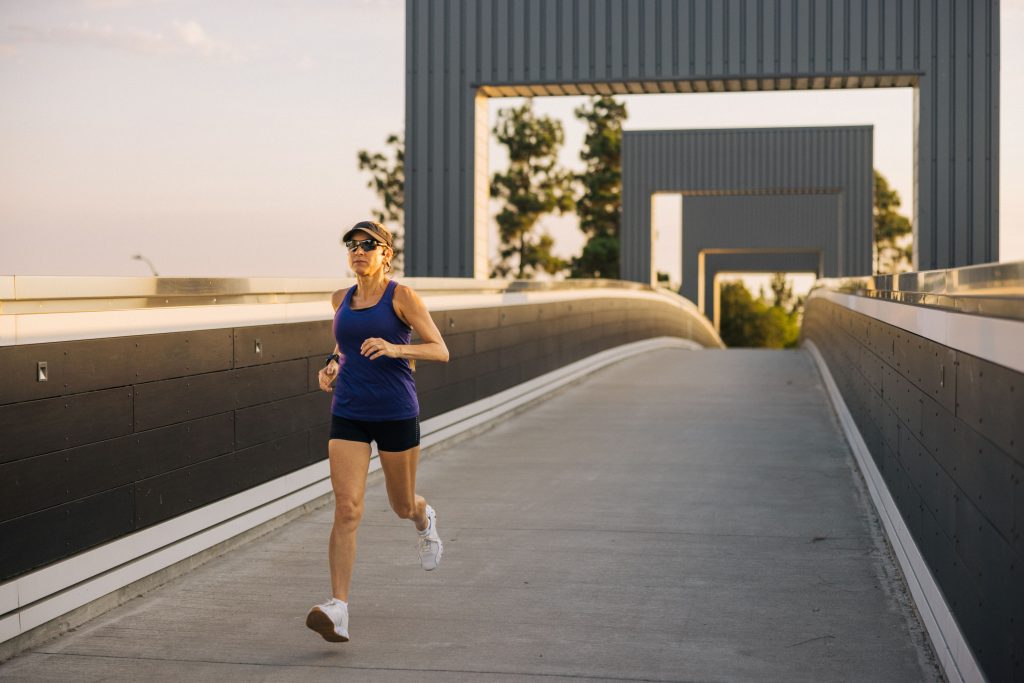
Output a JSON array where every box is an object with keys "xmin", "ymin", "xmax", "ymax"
[{"xmin": 1, "ymin": 348, "xmax": 940, "ymax": 682}]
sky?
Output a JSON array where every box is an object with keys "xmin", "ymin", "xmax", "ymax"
[{"xmin": 1, "ymin": 0, "xmax": 1022, "ymax": 289}]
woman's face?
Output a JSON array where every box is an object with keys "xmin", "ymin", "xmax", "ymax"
[{"xmin": 347, "ymin": 229, "xmax": 390, "ymax": 277}]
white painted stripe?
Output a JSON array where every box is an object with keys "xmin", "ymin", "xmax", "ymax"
[
  {"xmin": 14, "ymin": 461, "xmax": 331, "ymax": 609},
  {"xmin": 16, "ymin": 477, "xmax": 331, "ymax": 633},
  {"xmin": 2, "ymin": 287, "xmax": 710, "ymax": 346},
  {"xmin": 0, "ymin": 582, "xmax": 16, "ymax": 621},
  {"xmin": 0, "ymin": 336, "xmax": 701, "ymax": 643},
  {"xmin": 804, "ymin": 340, "xmax": 984, "ymax": 683},
  {"xmin": 812, "ymin": 289, "xmax": 1024, "ymax": 373},
  {"xmin": 0, "ymin": 613, "xmax": 17, "ymax": 644}
]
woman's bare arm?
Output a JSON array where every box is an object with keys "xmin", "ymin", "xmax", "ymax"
[
  {"xmin": 361, "ymin": 285, "xmax": 449, "ymax": 362},
  {"xmin": 319, "ymin": 288, "xmax": 346, "ymax": 391},
  {"xmin": 328, "ymin": 288, "xmax": 345, "ymax": 357}
]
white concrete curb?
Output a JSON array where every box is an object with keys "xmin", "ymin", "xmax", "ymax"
[{"xmin": 804, "ymin": 339, "xmax": 983, "ymax": 683}]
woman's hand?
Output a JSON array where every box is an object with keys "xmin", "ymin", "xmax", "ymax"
[
  {"xmin": 318, "ymin": 360, "xmax": 339, "ymax": 391},
  {"xmin": 361, "ymin": 337, "xmax": 400, "ymax": 360}
]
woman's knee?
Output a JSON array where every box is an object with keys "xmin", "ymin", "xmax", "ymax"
[
  {"xmin": 333, "ymin": 497, "xmax": 363, "ymax": 529},
  {"xmin": 389, "ymin": 500, "xmax": 418, "ymax": 520}
]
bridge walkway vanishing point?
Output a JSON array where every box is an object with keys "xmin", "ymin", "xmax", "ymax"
[{"xmin": 0, "ymin": 348, "xmax": 942, "ymax": 682}]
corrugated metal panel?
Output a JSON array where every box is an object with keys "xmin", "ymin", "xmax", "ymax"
[
  {"xmin": 622, "ymin": 126, "xmax": 871, "ymax": 284},
  {"xmin": 682, "ymin": 192, "xmax": 838, "ymax": 309},
  {"xmin": 405, "ymin": 0, "xmax": 999, "ymax": 277}
]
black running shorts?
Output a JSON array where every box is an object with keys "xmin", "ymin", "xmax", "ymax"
[{"xmin": 329, "ymin": 414, "xmax": 421, "ymax": 452}]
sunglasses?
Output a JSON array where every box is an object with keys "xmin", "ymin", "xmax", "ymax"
[{"xmin": 345, "ymin": 239, "xmax": 383, "ymax": 253}]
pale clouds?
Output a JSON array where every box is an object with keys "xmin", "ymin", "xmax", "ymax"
[
  {"xmin": 8, "ymin": 22, "xmax": 166, "ymax": 55},
  {"xmin": 6, "ymin": 19, "xmax": 244, "ymax": 63},
  {"xmin": 0, "ymin": 44, "xmax": 17, "ymax": 58},
  {"xmin": 170, "ymin": 20, "xmax": 238, "ymax": 61},
  {"xmin": 83, "ymin": 0, "xmax": 170, "ymax": 8},
  {"xmin": 349, "ymin": 0, "xmax": 402, "ymax": 8}
]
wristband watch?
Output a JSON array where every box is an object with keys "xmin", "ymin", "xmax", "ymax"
[{"xmin": 324, "ymin": 353, "xmax": 340, "ymax": 367}]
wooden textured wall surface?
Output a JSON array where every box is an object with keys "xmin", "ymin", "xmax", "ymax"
[
  {"xmin": 0, "ymin": 296, "xmax": 715, "ymax": 582},
  {"xmin": 802, "ymin": 298, "xmax": 1023, "ymax": 682}
]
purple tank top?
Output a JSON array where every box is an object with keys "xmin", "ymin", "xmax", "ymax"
[{"xmin": 331, "ymin": 280, "xmax": 419, "ymax": 421}]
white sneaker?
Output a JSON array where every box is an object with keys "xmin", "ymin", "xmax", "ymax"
[
  {"xmin": 305, "ymin": 598, "xmax": 349, "ymax": 642},
  {"xmin": 417, "ymin": 505, "xmax": 443, "ymax": 571}
]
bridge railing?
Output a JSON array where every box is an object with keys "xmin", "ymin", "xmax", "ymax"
[
  {"xmin": 801, "ymin": 261, "xmax": 1023, "ymax": 683},
  {"xmin": 0, "ymin": 275, "xmax": 721, "ymax": 655}
]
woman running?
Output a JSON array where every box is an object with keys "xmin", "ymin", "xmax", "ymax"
[{"xmin": 306, "ymin": 220, "xmax": 449, "ymax": 643}]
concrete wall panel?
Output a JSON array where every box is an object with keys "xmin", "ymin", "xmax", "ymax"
[
  {"xmin": 0, "ymin": 294, "xmax": 719, "ymax": 582},
  {"xmin": 802, "ymin": 297, "xmax": 1023, "ymax": 681}
]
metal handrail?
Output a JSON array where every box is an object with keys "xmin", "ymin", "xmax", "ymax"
[
  {"xmin": 0, "ymin": 275, "xmax": 662, "ymax": 315},
  {"xmin": 809, "ymin": 260, "xmax": 1024, "ymax": 322}
]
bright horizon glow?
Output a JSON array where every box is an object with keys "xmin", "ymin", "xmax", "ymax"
[{"xmin": 1, "ymin": 1, "xmax": 1021, "ymax": 285}]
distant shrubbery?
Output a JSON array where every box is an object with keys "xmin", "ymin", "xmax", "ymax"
[{"xmin": 719, "ymin": 275, "xmax": 803, "ymax": 349}]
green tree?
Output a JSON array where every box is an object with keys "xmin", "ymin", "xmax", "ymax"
[
  {"xmin": 873, "ymin": 170, "xmax": 913, "ymax": 274},
  {"xmin": 769, "ymin": 272, "xmax": 793, "ymax": 309},
  {"xmin": 762, "ymin": 273, "xmax": 803, "ymax": 348},
  {"xmin": 720, "ymin": 276, "xmax": 802, "ymax": 349},
  {"xmin": 571, "ymin": 96, "xmax": 627, "ymax": 279},
  {"xmin": 720, "ymin": 281, "xmax": 770, "ymax": 348},
  {"xmin": 357, "ymin": 133, "xmax": 405, "ymax": 272},
  {"xmin": 768, "ymin": 272, "xmax": 805, "ymax": 318},
  {"xmin": 491, "ymin": 100, "xmax": 575, "ymax": 278}
]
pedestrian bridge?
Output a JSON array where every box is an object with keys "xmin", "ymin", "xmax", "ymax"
[{"xmin": 0, "ymin": 266, "xmax": 1021, "ymax": 682}]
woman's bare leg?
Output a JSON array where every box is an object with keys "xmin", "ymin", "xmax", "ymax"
[
  {"xmin": 328, "ymin": 438, "xmax": 372, "ymax": 601},
  {"xmin": 378, "ymin": 445, "xmax": 428, "ymax": 530}
]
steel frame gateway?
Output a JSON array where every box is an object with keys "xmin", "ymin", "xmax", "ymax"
[
  {"xmin": 701, "ymin": 249, "xmax": 822, "ymax": 330},
  {"xmin": 404, "ymin": 0, "xmax": 999, "ymax": 278},
  {"xmin": 679, "ymin": 188, "xmax": 844, "ymax": 305},
  {"xmin": 625, "ymin": 126, "xmax": 869, "ymax": 289}
]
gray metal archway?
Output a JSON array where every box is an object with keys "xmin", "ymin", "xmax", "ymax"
[
  {"xmin": 630, "ymin": 127, "xmax": 869, "ymax": 292},
  {"xmin": 630, "ymin": 127, "xmax": 869, "ymax": 286},
  {"xmin": 702, "ymin": 249, "xmax": 821, "ymax": 330},
  {"xmin": 686, "ymin": 193, "xmax": 838, "ymax": 296},
  {"xmin": 404, "ymin": 0, "xmax": 999, "ymax": 278}
]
